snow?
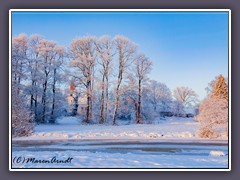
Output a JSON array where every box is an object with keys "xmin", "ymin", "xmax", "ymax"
[
  {"xmin": 209, "ymin": 151, "xmax": 225, "ymax": 156},
  {"xmin": 12, "ymin": 150, "xmax": 228, "ymax": 168},
  {"xmin": 13, "ymin": 116, "xmax": 228, "ymax": 141},
  {"xmin": 12, "ymin": 116, "xmax": 228, "ymax": 169},
  {"xmin": 13, "ymin": 116, "xmax": 206, "ymax": 141}
]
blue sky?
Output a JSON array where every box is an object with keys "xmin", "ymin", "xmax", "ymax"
[{"xmin": 12, "ymin": 11, "xmax": 229, "ymax": 100}]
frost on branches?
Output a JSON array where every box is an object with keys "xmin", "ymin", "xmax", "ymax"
[
  {"xmin": 196, "ymin": 75, "xmax": 228, "ymax": 139},
  {"xmin": 12, "ymin": 33, "xmax": 66, "ymax": 134},
  {"xmin": 12, "ymin": 84, "xmax": 34, "ymax": 137}
]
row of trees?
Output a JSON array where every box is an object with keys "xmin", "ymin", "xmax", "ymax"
[
  {"xmin": 12, "ymin": 33, "xmax": 208, "ymax": 136},
  {"xmin": 12, "ymin": 34, "xmax": 66, "ymax": 128},
  {"xmin": 68, "ymin": 35, "xmax": 153, "ymax": 124},
  {"xmin": 67, "ymin": 35, "xmax": 200, "ymax": 125}
]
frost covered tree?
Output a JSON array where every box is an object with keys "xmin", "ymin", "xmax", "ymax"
[
  {"xmin": 69, "ymin": 36, "xmax": 98, "ymax": 123},
  {"xmin": 132, "ymin": 53, "xmax": 152, "ymax": 124},
  {"xmin": 95, "ymin": 36, "xmax": 114, "ymax": 123},
  {"xmin": 12, "ymin": 34, "xmax": 28, "ymax": 94},
  {"xmin": 37, "ymin": 39, "xmax": 59, "ymax": 123},
  {"xmin": 12, "ymin": 33, "xmax": 66, "ymax": 126},
  {"xmin": 112, "ymin": 35, "xmax": 136, "ymax": 125},
  {"xmin": 173, "ymin": 86, "xmax": 198, "ymax": 107},
  {"xmin": 12, "ymin": 84, "xmax": 34, "ymax": 137},
  {"xmin": 196, "ymin": 74, "xmax": 229, "ymax": 138},
  {"xmin": 12, "ymin": 34, "xmax": 34, "ymax": 136},
  {"xmin": 49, "ymin": 46, "xmax": 65, "ymax": 123},
  {"xmin": 196, "ymin": 97, "xmax": 228, "ymax": 138},
  {"xmin": 171, "ymin": 100, "xmax": 185, "ymax": 117},
  {"xmin": 145, "ymin": 80, "xmax": 172, "ymax": 113},
  {"xmin": 27, "ymin": 34, "xmax": 43, "ymax": 121}
]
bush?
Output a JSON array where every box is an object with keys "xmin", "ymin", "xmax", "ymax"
[
  {"xmin": 12, "ymin": 88, "xmax": 34, "ymax": 137},
  {"xmin": 196, "ymin": 97, "xmax": 228, "ymax": 139},
  {"xmin": 198, "ymin": 126, "xmax": 218, "ymax": 139}
]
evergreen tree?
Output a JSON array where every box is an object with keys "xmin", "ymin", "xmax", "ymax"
[{"xmin": 211, "ymin": 74, "xmax": 228, "ymax": 100}]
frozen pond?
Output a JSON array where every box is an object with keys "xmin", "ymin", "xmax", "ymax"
[{"xmin": 11, "ymin": 139, "xmax": 229, "ymax": 169}]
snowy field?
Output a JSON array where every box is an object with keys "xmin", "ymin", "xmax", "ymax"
[
  {"xmin": 12, "ymin": 117, "xmax": 229, "ymax": 169},
  {"xmin": 13, "ymin": 116, "xmax": 227, "ymax": 141}
]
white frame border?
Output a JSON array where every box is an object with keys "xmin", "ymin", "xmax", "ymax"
[{"xmin": 9, "ymin": 9, "xmax": 231, "ymax": 172}]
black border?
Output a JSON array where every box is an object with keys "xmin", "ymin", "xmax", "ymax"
[{"xmin": 9, "ymin": 9, "xmax": 230, "ymax": 171}]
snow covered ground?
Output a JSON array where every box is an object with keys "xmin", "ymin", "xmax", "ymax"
[
  {"xmin": 12, "ymin": 150, "xmax": 228, "ymax": 168},
  {"xmin": 12, "ymin": 116, "xmax": 229, "ymax": 169},
  {"xmin": 13, "ymin": 116, "xmax": 227, "ymax": 141}
]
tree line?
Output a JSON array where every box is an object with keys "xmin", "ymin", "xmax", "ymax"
[{"xmin": 12, "ymin": 33, "xmax": 201, "ymax": 136}]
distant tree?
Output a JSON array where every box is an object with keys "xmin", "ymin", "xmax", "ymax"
[
  {"xmin": 173, "ymin": 86, "xmax": 198, "ymax": 107},
  {"xmin": 145, "ymin": 80, "xmax": 172, "ymax": 113},
  {"xmin": 171, "ymin": 100, "xmax": 185, "ymax": 117}
]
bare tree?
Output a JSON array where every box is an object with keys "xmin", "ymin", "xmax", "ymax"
[
  {"xmin": 133, "ymin": 54, "xmax": 152, "ymax": 124},
  {"xmin": 112, "ymin": 35, "xmax": 136, "ymax": 125},
  {"xmin": 173, "ymin": 86, "xmax": 198, "ymax": 107},
  {"xmin": 69, "ymin": 36, "xmax": 97, "ymax": 123},
  {"xmin": 49, "ymin": 46, "xmax": 65, "ymax": 123},
  {"xmin": 27, "ymin": 34, "xmax": 43, "ymax": 122},
  {"xmin": 95, "ymin": 36, "xmax": 114, "ymax": 123},
  {"xmin": 37, "ymin": 39, "xmax": 57, "ymax": 123}
]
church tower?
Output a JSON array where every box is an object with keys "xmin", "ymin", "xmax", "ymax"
[{"xmin": 67, "ymin": 80, "xmax": 78, "ymax": 115}]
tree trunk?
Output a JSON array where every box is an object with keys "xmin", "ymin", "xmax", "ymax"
[
  {"xmin": 112, "ymin": 72, "xmax": 122, "ymax": 125},
  {"xmin": 30, "ymin": 80, "xmax": 35, "ymax": 111},
  {"xmin": 134, "ymin": 101, "xmax": 138, "ymax": 122},
  {"xmin": 34, "ymin": 92, "xmax": 38, "ymax": 122},
  {"xmin": 137, "ymin": 79, "xmax": 142, "ymax": 124},
  {"xmin": 99, "ymin": 75, "xmax": 105, "ymax": 124},
  {"xmin": 86, "ymin": 79, "xmax": 91, "ymax": 123},
  {"xmin": 41, "ymin": 63, "xmax": 49, "ymax": 124},
  {"xmin": 112, "ymin": 91, "xmax": 120, "ymax": 125},
  {"xmin": 41, "ymin": 79, "xmax": 47, "ymax": 123},
  {"xmin": 104, "ymin": 75, "xmax": 109, "ymax": 121},
  {"xmin": 50, "ymin": 69, "xmax": 57, "ymax": 124},
  {"xmin": 113, "ymin": 51, "xmax": 123, "ymax": 125}
]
